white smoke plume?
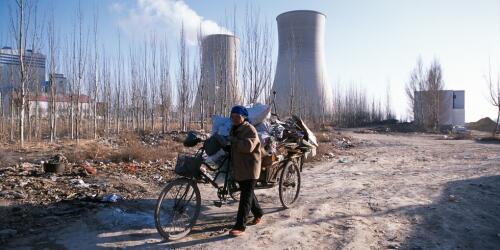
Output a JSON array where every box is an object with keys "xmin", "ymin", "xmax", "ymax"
[{"xmin": 115, "ymin": 0, "xmax": 232, "ymax": 44}]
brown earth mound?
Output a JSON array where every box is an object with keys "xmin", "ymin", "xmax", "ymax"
[{"xmin": 466, "ymin": 117, "xmax": 498, "ymax": 132}]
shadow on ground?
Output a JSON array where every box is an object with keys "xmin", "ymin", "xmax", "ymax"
[
  {"xmin": 1, "ymin": 195, "xmax": 285, "ymax": 249},
  {"xmin": 400, "ymin": 175, "xmax": 500, "ymax": 249}
]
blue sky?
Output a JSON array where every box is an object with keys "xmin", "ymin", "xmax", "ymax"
[{"xmin": 1, "ymin": 0, "xmax": 499, "ymax": 122}]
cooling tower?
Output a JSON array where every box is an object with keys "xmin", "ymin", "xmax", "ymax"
[
  {"xmin": 272, "ymin": 10, "xmax": 333, "ymax": 119},
  {"xmin": 193, "ymin": 34, "xmax": 240, "ymax": 117}
]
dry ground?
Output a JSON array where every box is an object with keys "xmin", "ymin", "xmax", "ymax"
[{"xmin": 2, "ymin": 131, "xmax": 500, "ymax": 249}]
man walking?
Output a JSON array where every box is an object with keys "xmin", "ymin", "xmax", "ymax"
[{"xmin": 228, "ymin": 105, "xmax": 264, "ymax": 237}]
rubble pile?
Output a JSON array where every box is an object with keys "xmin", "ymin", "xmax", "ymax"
[
  {"xmin": 0, "ymin": 157, "xmax": 175, "ymax": 205},
  {"xmin": 354, "ymin": 122, "xmax": 423, "ymax": 134},
  {"xmin": 317, "ymin": 132, "xmax": 357, "ymax": 161},
  {"xmin": 466, "ymin": 117, "xmax": 498, "ymax": 133}
]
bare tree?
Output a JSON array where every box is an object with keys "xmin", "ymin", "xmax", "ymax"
[
  {"xmin": 426, "ymin": 59, "xmax": 444, "ymax": 131},
  {"xmin": 241, "ymin": 3, "xmax": 274, "ymax": 104},
  {"xmin": 177, "ymin": 24, "xmax": 190, "ymax": 132},
  {"xmin": 47, "ymin": 8, "xmax": 58, "ymax": 142},
  {"xmin": 486, "ymin": 64, "xmax": 500, "ymax": 136},
  {"xmin": 91, "ymin": 6, "xmax": 99, "ymax": 139},
  {"xmin": 10, "ymin": 0, "xmax": 32, "ymax": 147},
  {"xmin": 405, "ymin": 58, "xmax": 426, "ymax": 124},
  {"xmin": 195, "ymin": 27, "xmax": 206, "ymax": 130},
  {"xmin": 406, "ymin": 58, "xmax": 444, "ymax": 131},
  {"xmin": 385, "ymin": 82, "xmax": 394, "ymax": 120},
  {"xmin": 114, "ymin": 31, "xmax": 123, "ymax": 134},
  {"xmin": 74, "ymin": 2, "xmax": 88, "ymax": 144},
  {"xmin": 149, "ymin": 33, "xmax": 159, "ymax": 132},
  {"xmin": 129, "ymin": 46, "xmax": 140, "ymax": 131},
  {"xmin": 159, "ymin": 34, "xmax": 172, "ymax": 133}
]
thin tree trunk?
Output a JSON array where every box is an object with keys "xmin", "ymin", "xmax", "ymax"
[{"xmin": 494, "ymin": 108, "xmax": 500, "ymax": 137}]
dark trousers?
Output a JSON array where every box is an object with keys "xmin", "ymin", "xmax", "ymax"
[{"xmin": 234, "ymin": 179, "xmax": 263, "ymax": 230}]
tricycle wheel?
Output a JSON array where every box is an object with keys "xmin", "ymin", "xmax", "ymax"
[
  {"xmin": 278, "ymin": 161, "xmax": 301, "ymax": 208},
  {"xmin": 155, "ymin": 178, "xmax": 201, "ymax": 241},
  {"xmin": 228, "ymin": 180, "xmax": 241, "ymax": 201}
]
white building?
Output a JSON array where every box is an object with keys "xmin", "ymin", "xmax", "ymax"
[
  {"xmin": 414, "ymin": 90, "xmax": 465, "ymax": 126},
  {"xmin": 9, "ymin": 92, "xmax": 90, "ymax": 117}
]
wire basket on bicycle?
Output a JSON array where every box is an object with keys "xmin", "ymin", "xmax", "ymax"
[{"xmin": 174, "ymin": 154, "xmax": 202, "ymax": 178}]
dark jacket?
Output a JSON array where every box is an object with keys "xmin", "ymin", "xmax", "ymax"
[{"xmin": 230, "ymin": 121, "xmax": 261, "ymax": 181}]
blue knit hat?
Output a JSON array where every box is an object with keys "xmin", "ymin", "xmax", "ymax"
[{"xmin": 230, "ymin": 105, "xmax": 248, "ymax": 117}]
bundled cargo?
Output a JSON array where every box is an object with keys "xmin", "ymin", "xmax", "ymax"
[{"xmin": 209, "ymin": 103, "xmax": 317, "ymax": 171}]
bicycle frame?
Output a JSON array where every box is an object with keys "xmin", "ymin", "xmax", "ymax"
[{"xmin": 194, "ymin": 148, "xmax": 235, "ymax": 201}]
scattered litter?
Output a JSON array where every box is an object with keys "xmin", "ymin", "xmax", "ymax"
[
  {"xmin": 102, "ymin": 194, "xmax": 123, "ymax": 203},
  {"xmin": 338, "ymin": 138, "xmax": 352, "ymax": 148},
  {"xmin": 70, "ymin": 179, "xmax": 90, "ymax": 188},
  {"xmin": 153, "ymin": 175, "xmax": 163, "ymax": 182},
  {"xmin": 81, "ymin": 163, "xmax": 97, "ymax": 175},
  {"xmin": 44, "ymin": 154, "xmax": 68, "ymax": 174},
  {"xmin": 124, "ymin": 164, "xmax": 137, "ymax": 173},
  {"xmin": 338, "ymin": 158, "xmax": 348, "ymax": 163},
  {"xmin": 447, "ymin": 195, "xmax": 457, "ymax": 202}
]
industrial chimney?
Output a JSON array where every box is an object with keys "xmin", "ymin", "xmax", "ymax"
[
  {"xmin": 194, "ymin": 34, "xmax": 240, "ymax": 118},
  {"xmin": 272, "ymin": 10, "xmax": 333, "ymax": 120}
]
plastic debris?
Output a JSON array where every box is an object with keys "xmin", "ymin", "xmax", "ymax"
[
  {"xmin": 247, "ymin": 103, "xmax": 271, "ymax": 125},
  {"xmin": 70, "ymin": 179, "xmax": 90, "ymax": 188},
  {"xmin": 338, "ymin": 158, "xmax": 348, "ymax": 163},
  {"xmin": 212, "ymin": 116, "xmax": 232, "ymax": 136},
  {"xmin": 102, "ymin": 194, "xmax": 123, "ymax": 203}
]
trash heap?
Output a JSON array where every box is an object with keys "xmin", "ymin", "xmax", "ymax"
[
  {"xmin": 210, "ymin": 103, "xmax": 318, "ymax": 163},
  {"xmin": 0, "ymin": 157, "xmax": 175, "ymax": 205}
]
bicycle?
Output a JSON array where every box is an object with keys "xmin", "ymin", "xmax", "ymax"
[{"xmin": 154, "ymin": 134, "xmax": 303, "ymax": 241}]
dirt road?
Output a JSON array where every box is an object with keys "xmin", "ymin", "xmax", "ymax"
[{"xmin": 4, "ymin": 132, "xmax": 500, "ymax": 249}]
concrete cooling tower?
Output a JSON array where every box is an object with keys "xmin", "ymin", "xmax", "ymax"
[
  {"xmin": 193, "ymin": 34, "xmax": 240, "ymax": 117},
  {"xmin": 272, "ymin": 10, "xmax": 333, "ymax": 119}
]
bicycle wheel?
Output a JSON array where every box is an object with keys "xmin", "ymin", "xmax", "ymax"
[
  {"xmin": 228, "ymin": 180, "xmax": 240, "ymax": 201},
  {"xmin": 155, "ymin": 178, "xmax": 201, "ymax": 241},
  {"xmin": 278, "ymin": 161, "xmax": 301, "ymax": 208}
]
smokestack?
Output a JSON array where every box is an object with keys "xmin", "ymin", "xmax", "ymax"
[
  {"xmin": 194, "ymin": 34, "xmax": 240, "ymax": 117},
  {"xmin": 272, "ymin": 10, "xmax": 333, "ymax": 119}
]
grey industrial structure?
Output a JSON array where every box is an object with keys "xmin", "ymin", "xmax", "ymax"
[
  {"xmin": 193, "ymin": 34, "xmax": 240, "ymax": 117},
  {"xmin": 272, "ymin": 10, "xmax": 333, "ymax": 118},
  {"xmin": 414, "ymin": 90, "xmax": 465, "ymax": 126}
]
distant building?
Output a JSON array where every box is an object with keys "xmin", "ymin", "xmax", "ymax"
[
  {"xmin": 0, "ymin": 46, "xmax": 46, "ymax": 90},
  {"xmin": 414, "ymin": 90, "xmax": 465, "ymax": 127},
  {"xmin": 41, "ymin": 73, "xmax": 68, "ymax": 94},
  {"xmin": 10, "ymin": 92, "xmax": 90, "ymax": 117},
  {"xmin": 0, "ymin": 46, "xmax": 46, "ymax": 113}
]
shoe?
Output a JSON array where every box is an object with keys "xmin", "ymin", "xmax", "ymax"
[
  {"xmin": 229, "ymin": 228, "xmax": 245, "ymax": 237},
  {"xmin": 249, "ymin": 216, "xmax": 262, "ymax": 225}
]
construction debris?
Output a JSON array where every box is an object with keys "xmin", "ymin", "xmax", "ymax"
[{"xmin": 0, "ymin": 157, "xmax": 175, "ymax": 205}]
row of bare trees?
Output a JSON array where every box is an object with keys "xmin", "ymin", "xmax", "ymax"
[
  {"xmin": 331, "ymin": 83, "xmax": 394, "ymax": 128},
  {"xmin": 1, "ymin": 1, "xmax": 278, "ymax": 146}
]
